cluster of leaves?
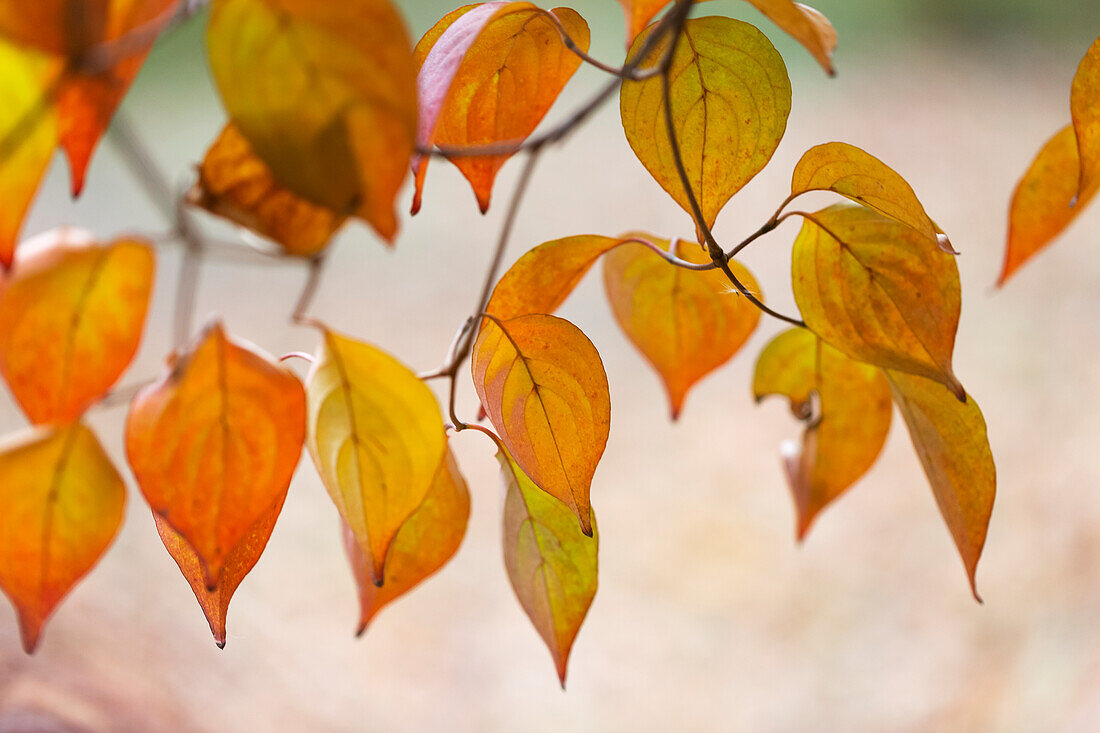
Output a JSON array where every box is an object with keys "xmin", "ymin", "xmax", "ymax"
[{"xmin": 0, "ymin": 0, "xmax": 1003, "ymax": 685}]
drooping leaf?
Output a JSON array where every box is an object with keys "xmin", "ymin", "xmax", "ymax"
[
  {"xmin": 0, "ymin": 229, "xmax": 154, "ymax": 424},
  {"xmin": 603, "ymin": 235, "xmax": 761, "ymax": 418},
  {"xmin": 753, "ymin": 328, "xmax": 891, "ymax": 538},
  {"xmin": 1071, "ymin": 35, "xmax": 1100, "ymax": 197},
  {"xmin": 206, "ymin": 0, "xmax": 418, "ymax": 241},
  {"xmin": 791, "ymin": 204, "xmax": 965, "ymax": 399},
  {"xmin": 189, "ymin": 124, "xmax": 346, "ymax": 257},
  {"xmin": 412, "ymin": 3, "xmax": 589, "ymax": 213},
  {"xmin": 126, "ymin": 322, "xmax": 306, "ymax": 589},
  {"xmin": 472, "ymin": 314, "xmax": 610, "ymax": 535},
  {"xmin": 305, "ymin": 328, "xmax": 446, "ymax": 585},
  {"xmin": 621, "ymin": 16, "xmax": 791, "ymax": 238},
  {"xmin": 499, "ymin": 448, "xmax": 597, "ymax": 687},
  {"xmin": 885, "ymin": 370, "xmax": 995, "ymax": 600},
  {"xmin": 999, "ymin": 125, "xmax": 1099, "ymax": 284},
  {"xmin": 344, "ymin": 445, "xmax": 469, "ymax": 635},
  {"xmin": 0, "ymin": 422, "xmax": 125, "ymax": 653}
]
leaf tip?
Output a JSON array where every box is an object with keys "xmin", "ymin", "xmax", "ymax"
[
  {"xmin": 215, "ymin": 638, "xmax": 227, "ymax": 650},
  {"xmin": 17, "ymin": 616, "xmax": 42, "ymax": 655}
]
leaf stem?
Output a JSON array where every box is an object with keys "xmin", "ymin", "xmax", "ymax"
[{"xmin": 291, "ymin": 255, "xmax": 327, "ymax": 325}]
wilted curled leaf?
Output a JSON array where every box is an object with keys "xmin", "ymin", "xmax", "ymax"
[
  {"xmin": 207, "ymin": 0, "xmax": 417, "ymax": 240},
  {"xmin": 126, "ymin": 323, "xmax": 306, "ymax": 589},
  {"xmin": 621, "ymin": 16, "xmax": 791, "ymax": 237},
  {"xmin": 499, "ymin": 448, "xmax": 597, "ymax": 687},
  {"xmin": 306, "ymin": 328, "xmax": 446, "ymax": 585},
  {"xmin": 345, "ymin": 446, "xmax": 469, "ymax": 635},
  {"xmin": 0, "ymin": 229, "xmax": 154, "ymax": 424},
  {"xmin": 791, "ymin": 204, "xmax": 965, "ymax": 399},
  {"xmin": 886, "ymin": 371, "xmax": 995, "ymax": 600},
  {"xmin": 472, "ymin": 314, "xmax": 610, "ymax": 535},
  {"xmin": 753, "ymin": 328, "xmax": 891, "ymax": 539},
  {"xmin": 412, "ymin": 3, "xmax": 589, "ymax": 213},
  {"xmin": 0, "ymin": 422, "xmax": 125, "ymax": 653},
  {"xmin": 189, "ymin": 124, "xmax": 346, "ymax": 257},
  {"xmin": 603, "ymin": 235, "xmax": 761, "ymax": 418},
  {"xmin": 1071, "ymin": 35, "xmax": 1100, "ymax": 197}
]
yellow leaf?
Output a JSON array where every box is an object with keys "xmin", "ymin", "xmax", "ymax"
[
  {"xmin": 0, "ymin": 422, "xmax": 125, "ymax": 653},
  {"xmin": 603, "ymin": 235, "xmax": 761, "ymax": 419},
  {"xmin": 305, "ymin": 328, "xmax": 446, "ymax": 584},
  {"xmin": 499, "ymin": 448, "xmax": 597, "ymax": 687},
  {"xmin": 885, "ymin": 371, "xmax": 995, "ymax": 600},
  {"xmin": 472, "ymin": 314, "xmax": 610, "ymax": 535},
  {"xmin": 791, "ymin": 204, "xmax": 964, "ymax": 399},
  {"xmin": 1072, "ymin": 34, "xmax": 1100, "ymax": 197},
  {"xmin": 753, "ymin": 328, "xmax": 891, "ymax": 539},
  {"xmin": 621, "ymin": 16, "xmax": 791, "ymax": 236},
  {"xmin": 206, "ymin": 0, "xmax": 417, "ymax": 241}
]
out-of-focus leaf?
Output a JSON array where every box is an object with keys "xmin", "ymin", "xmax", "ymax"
[
  {"xmin": 753, "ymin": 328, "xmax": 891, "ymax": 538},
  {"xmin": 472, "ymin": 314, "xmax": 609, "ymax": 535},
  {"xmin": 126, "ymin": 323, "xmax": 306, "ymax": 589},
  {"xmin": 305, "ymin": 328, "xmax": 446, "ymax": 585},
  {"xmin": 885, "ymin": 370, "xmax": 995, "ymax": 600},
  {"xmin": 344, "ymin": 446, "xmax": 469, "ymax": 635},
  {"xmin": 206, "ymin": 0, "xmax": 417, "ymax": 241},
  {"xmin": 189, "ymin": 124, "xmax": 345, "ymax": 257},
  {"xmin": 412, "ymin": 3, "xmax": 588, "ymax": 213},
  {"xmin": 0, "ymin": 228, "xmax": 154, "ymax": 423},
  {"xmin": 999, "ymin": 125, "xmax": 1099, "ymax": 284},
  {"xmin": 791, "ymin": 204, "xmax": 964, "ymax": 399},
  {"xmin": 1071, "ymin": 35, "xmax": 1100, "ymax": 197},
  {"xmin": 0, "ymin": 422, "xmax": 125, "ymax": 653},
  {"xmin": 499, "ymin": 448, "xmax": 597, "ymax": 687},
  {"xmin": 621, "ymin": 16, "xmax": 791, "ymax": 238},
  {"xmin": 603, "ymin": 235, "xmax": 760, "ymax": 418}
]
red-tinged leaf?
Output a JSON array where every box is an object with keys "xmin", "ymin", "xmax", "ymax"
[
  {"xmin": 0, "ymin": 228, "xmax": 154, "ymax": 423},
  {"xmin": 885, "ymin": 371, "xmax": 995, "ymax": 600},
  {"xmin": 412, "ymin": 3, "xmax": 589, "ymax": 213},
  {"xmin": 1072, "ymin": 35, "xmax": 1100, "ymax": 197},
  {"xmin": 126, "ymin": 322, "xmax": 307, "ymax": 589},
  {"xmin": 0, "ymin": 422, "xmax": 125, "ymax": 653},
  {"xmin": 621, "ymin": 16, "xmax": 791, "ymax": 238},
  {"xmin": 753, "ymin": 328, "xmax": 891, "ymax": 539},
  {"xmin": 603, "ymin": 235, "xmax": 761, "ymax": 419},
  {"xmin": 499, "ymin": 448, "xmax": 597, "ymax": 687},
  {"xmin": 791, "ymin": 204, "xmax": 965, "ymax": 399},
  {"xmin": 207, "ymin": 0, "xmax": 417, "ymax": 241},
  {"xmin": 344, "ymin": 446, "xmax": 469, "ymax": 636},
  {"xmin": 305, "ymin": 328, "xmax": 446, "ymax": 585},
  {"xmin": 472, "ymin": 314, "xmax": 609, "ymax": 535}
]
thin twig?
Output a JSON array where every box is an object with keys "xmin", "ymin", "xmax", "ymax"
[
  {"xmin": 291, "ymin": 255, "xmax": 327, "ymax": 325},
  {"xmin": 542, "ymin": 10, "xmax": 664, "ymax": 81}
]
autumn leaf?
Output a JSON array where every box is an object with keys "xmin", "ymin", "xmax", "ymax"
[
  {"xmin": 305, "ymin": 327, "xmax": 446, "ymax": 585},
  {"xmin": 791, "ymin": 204, "xmax": 965, "ymax": 399},
  {"xmin": 621, "ymin": 16, "xmax": 791, "ymax": 238},
  {"xmin": 499, "ymin": 448, "xmax": 597, "ymax": 687},
  {"xmin": 189, "ymin": 124, "xmax": 346, "ymax": 257},
  {"xmin": 1071, "ymin": 35, "xmax": 1100, "ymax": 197},
  {"xmin": 885, "ymin": 371, "xmax": 995, "ymax": 600},
  {"xmin": 603, "ymin": 235, "xmax": 761, "ymax": 418},
  {"xmin": 126, "ymin": 322, "xmax": 307, "ymax": 589},
  {"xmin": 0, "ymin": 422, "xmax": 125, "ymax": 654},
  {"xmin": 206, "ymin": 0, "xmax": 417, "ymax": 241},
  {"xmin": 753, "ymin": 328, "xmax": 891, "ymax": 539},
  {"xmin": 0, "ymin": 229, "xmax": 154, "ymax": 424},
  {"xmin": 472, "ymin": 314, "xmax": 610, "ymax": 535},
  {"xmin": 412, "ymin": 3, "xmax": 589, "ymax": 213},
  {"xmin": 344, "ymin": 446, "xmax": 469, "ymax": 636}
]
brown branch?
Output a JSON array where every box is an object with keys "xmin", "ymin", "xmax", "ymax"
[{"xmin": 291, "ymin": 255, "xmax": 327, "ymax": 325}]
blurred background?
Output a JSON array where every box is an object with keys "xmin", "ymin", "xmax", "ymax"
[{"xmin": 2, "ymin": 0, "xmax": 1100, "ymax": 730}]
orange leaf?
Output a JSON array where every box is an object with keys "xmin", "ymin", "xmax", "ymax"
[
  {"xmin": 412, "ymin": 3, "xmax": 589, "ymax": 213},
  {"xmin": 344, "ymin": 445, "xmax": 469, "ymax": 636},
  {"xmin": 472, "ymin": 314, "xmax": 609, "ymax": 535},
  {"xmin": 753, "ymin": 328, "xmax": 891, "ymax": 539},
  {"xmin": 0, "ymin": 422, "xmax": 125, "ymax": 653},
  {"xmin": 603, "ymin": 235, "xmax": 761, "ymax": 419},
  {"xmin": 499, "ymin": 448, "xmax": 597, "ymax": 687},
  {"xmin": 885, "ymin": 371, "xmax": 995, "ymax": 600},
  {"xmin": 207, "ymin": 0, "xmax": 417, "ymax": 241},
  {"xmin": 125, "ymin": 322, "xmax": 307, "ymax": 589},
  {"xmin": 0, "ymin": 228, "xmax": 154, "ymax": 423},
  {"xmin": 189, "ymin": 124, "xmax": 346, "ymax": 257},
  {"xmin": 1072, "ymin": 34, "xmax": 1100, "ymax": 197}
]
